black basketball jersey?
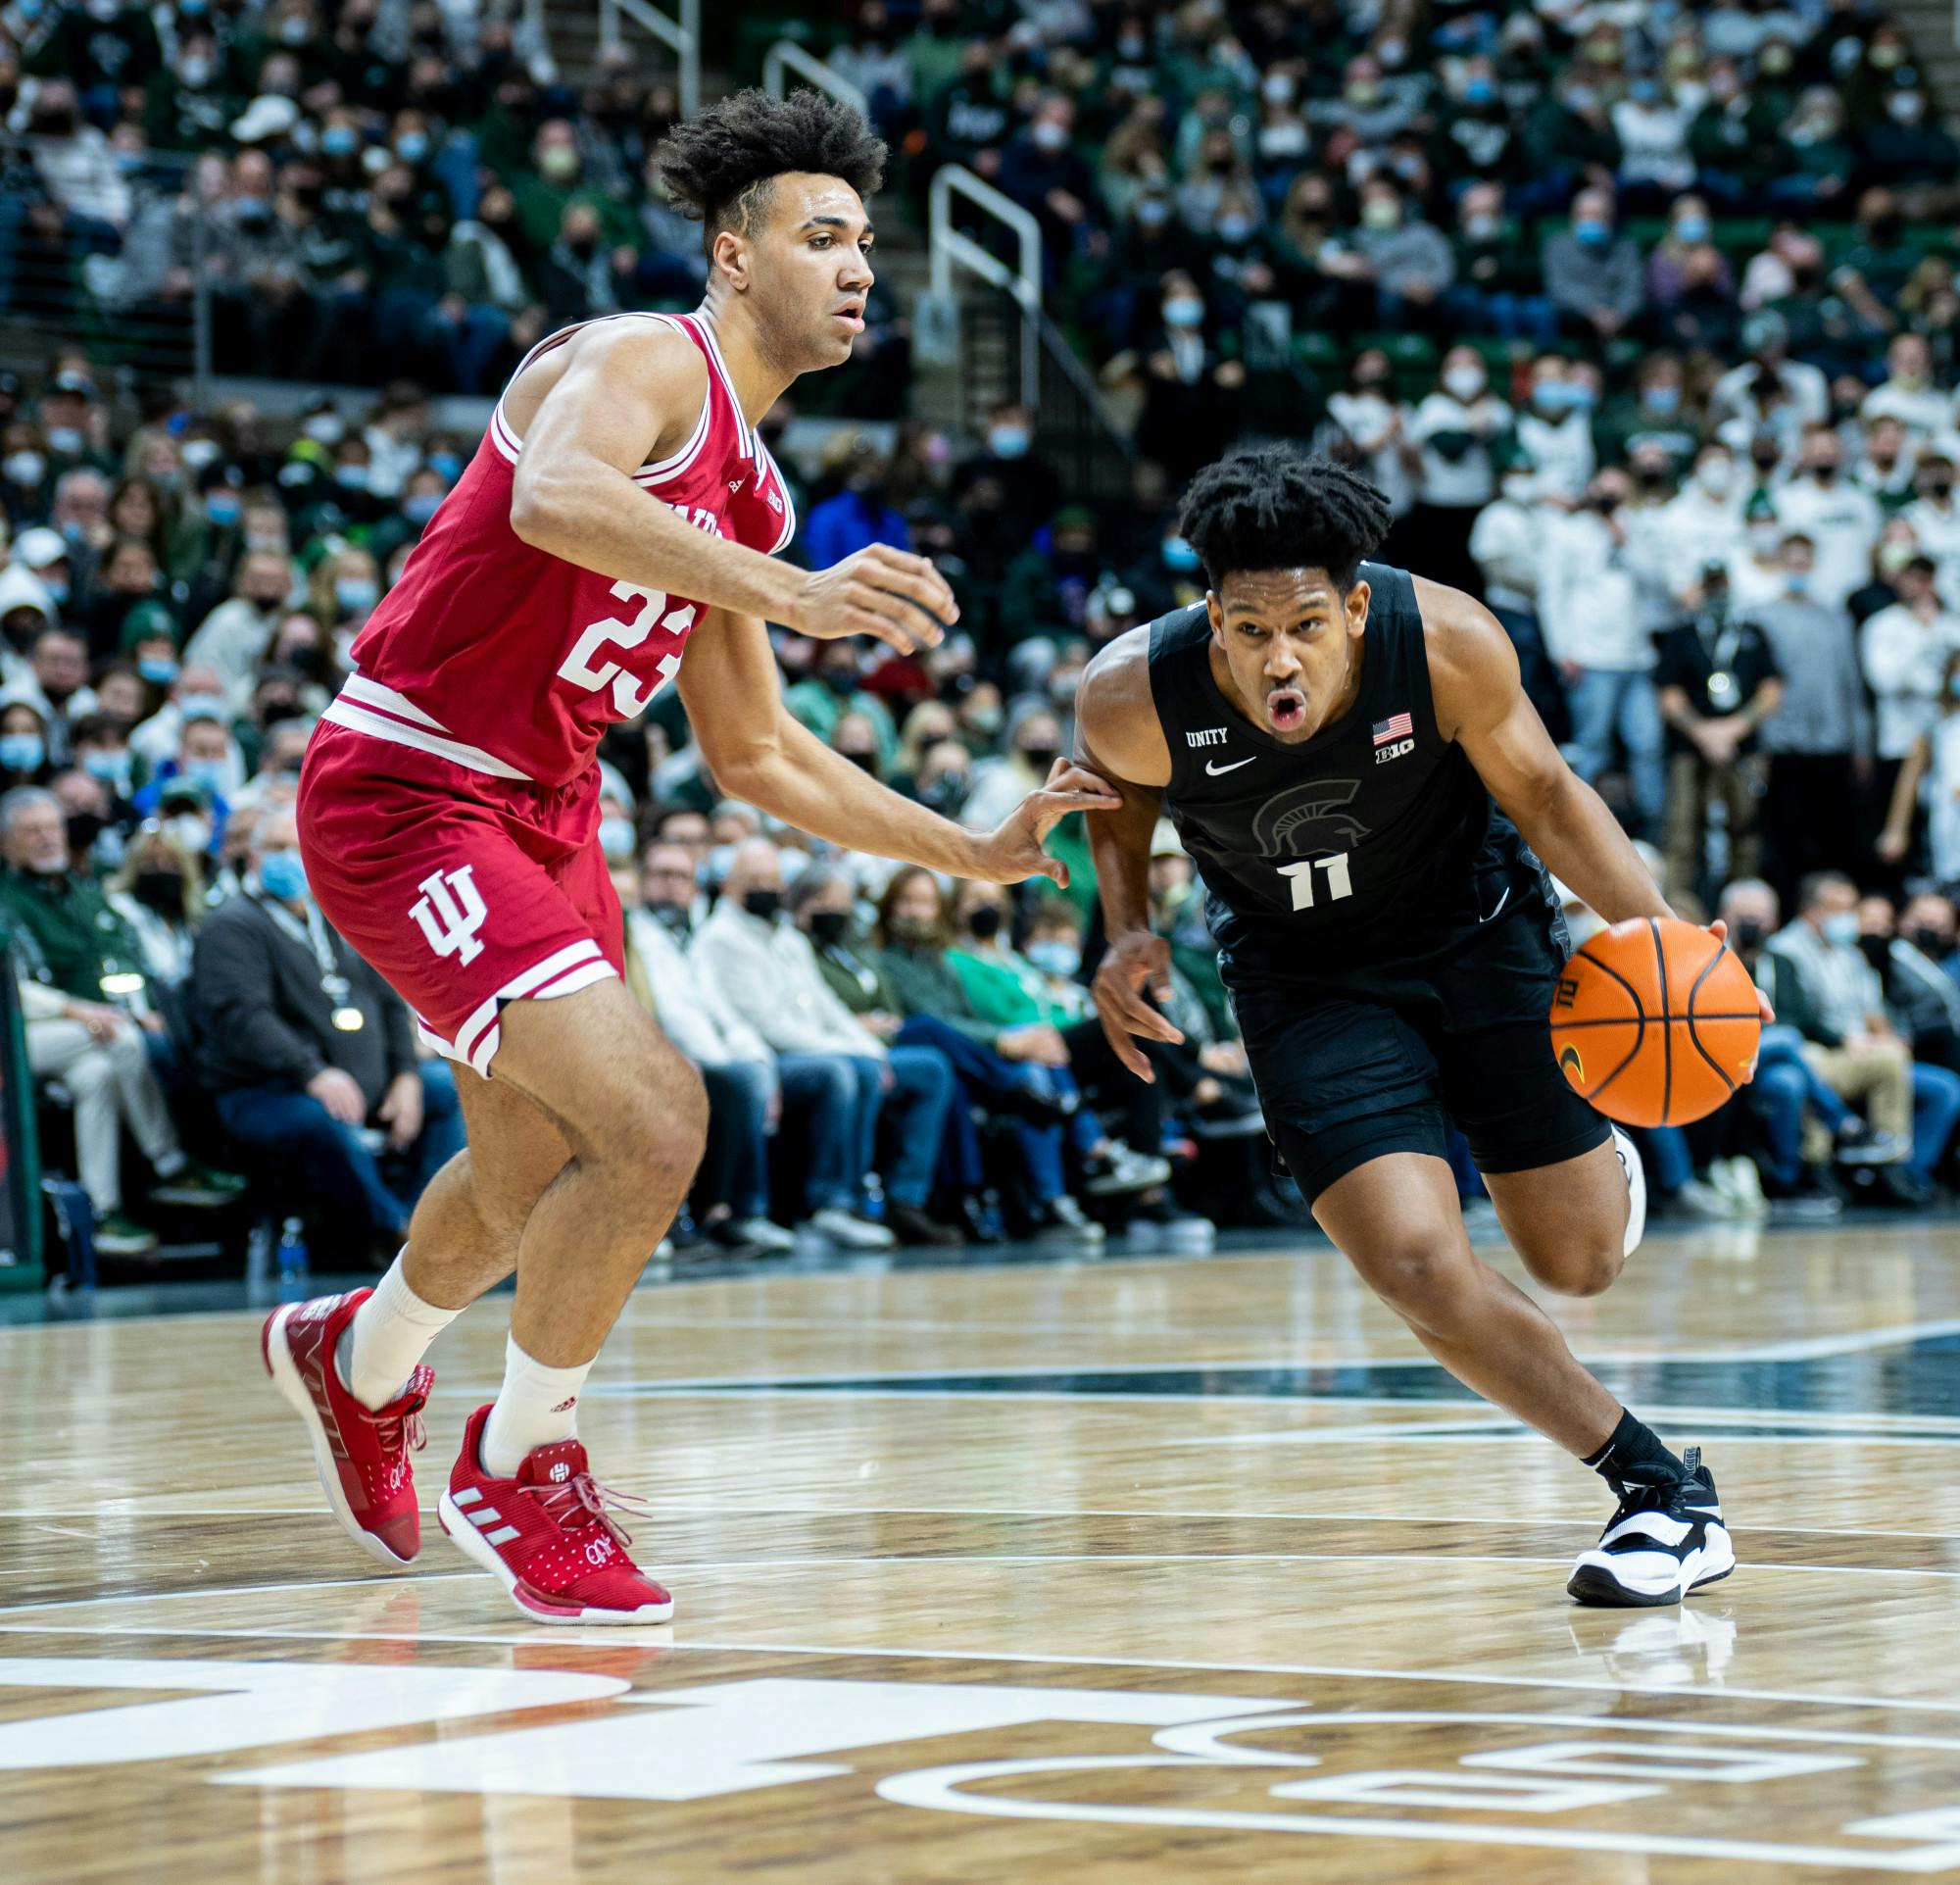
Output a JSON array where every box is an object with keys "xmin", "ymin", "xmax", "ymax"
[{"xmin": 1146, "ymin": 560, "xmax": 1551, "ymax": 991}]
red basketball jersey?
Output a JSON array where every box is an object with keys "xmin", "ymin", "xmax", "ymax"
[{"xmin": 327, "ymin": 310, "xmax": 797, "ymax": 788}]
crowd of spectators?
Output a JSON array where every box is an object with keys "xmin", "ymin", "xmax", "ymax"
[{"xmin": 8, "ymin": 0, "xmax": 1960, "ymax": 1257}]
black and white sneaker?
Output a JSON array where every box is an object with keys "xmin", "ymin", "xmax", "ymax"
[{"xmin": 1568, "ymin": 1447, "xmax": 1735, "ymax": 1608}]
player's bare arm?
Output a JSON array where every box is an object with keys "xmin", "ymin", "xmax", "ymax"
[
  {"xmin": 678, "ymin": 606, "xmax": 1119, "ymax": 884},
  {"xmin": 507, "ymin": 321, "xmax": 956, "ymax": 655},
  {"xmin": 1076, "ymin": 629, "xmax": 1187, "ymax": 1080},
  {"xmin": 1421, "ymin": 576, "xmax": 1674, "ymax": 926}
]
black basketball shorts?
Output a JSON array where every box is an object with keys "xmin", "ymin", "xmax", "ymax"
[{"xmin": 1231, "ymin": 893, "xmax": 1610, "ymax": 1207}]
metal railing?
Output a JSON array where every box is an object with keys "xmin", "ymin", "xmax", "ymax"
[
  {"xmin": 536, "ymin": 0, "xmax": 700, "ymax": 118},
  {"xmin": 0, "ymin": 135, "xmax": 210, "ymax": 398},
  {"xmin": 928, "ymin": 163, "xmax": 1042, "ymax": 407},
  {"xmin": 761, "ymin": 39, "xmax": 867, "ymax": 118}
]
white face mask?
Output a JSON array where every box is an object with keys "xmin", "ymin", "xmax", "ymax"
[
  {"xmin": 1442, "ymin": 365, "xmax": 1486, "ymax": 402},
  {"xmin": 1696, "ymin": 459, "xmax": 1735, "ymax": 496}
]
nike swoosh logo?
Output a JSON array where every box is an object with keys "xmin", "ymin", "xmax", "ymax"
[
  {"xmin": 1478, "ymin": 886, "xmax": 1510, "ymax": 924},
  {"xmin": 1205, "ymin": 756, "xmax": 1255, "ymax": 776}
]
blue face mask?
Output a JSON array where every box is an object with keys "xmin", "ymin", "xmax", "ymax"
[
  {"xmin": 597, "ymin": 816, "xmax": 635, "ymax": 861},
  {"xmin": 138, "ymin": 655, "xmax": 179, "ymax": 684},
  {"xmin": 1163, "ymin": 536, "xmax": 1200, "ymax": 571},
  {"xmin": 1163, "ymin": 297, "xmax": 1205, "ymax": 327},
  {"xmin": 1026, "ymin": 939, "xmax": 1081, "ymax": 978},
  {"xmin": 335, "ymin": 577, "xmax": 379, "ymax": 614},
  {"xmin": 0, "ymin": 733, "xmax": 43, "ymax": 772},
  {"xmin": 1674, "ymin": 214, "xmax": 1710, "ymax": 244},
  {"xmin": 429, "ymin": 451, "xmax": 463, "ymax": 481},
  {"xmin": 184, "ymin": 758, "xmax": 227, "ymax": 794},
  {"xmin": 257, "ymin": 851, "xmax": 308, "ymax": 902},
  {"xmin": 1642, "ymin": 384, "xmax": 1682, "ymax": 415},
  {"xmin": 395, "ymin": 130, "xmax": 430, "ymax": 164},
  {"xmin": 82, "ymin": 749, "xmax": 130, "ymax": 789},
  {"xmin": 206, "ymin": 493, "xmax": 241, "ymax": 525},
  {"xmin": 1786, "ymin": 570, "xmax": 1810, "ymax": 596},
  {"xmin": 321, "ymin": 126, "xmax": 359, "ymax": 158},
  {"xmin": 1464, "ymin": 76, "xmax": 1494, "ymax": 104},
  {"xmin": 987, "ymin": 424, "xmax": 1030, "ymax": 459},
  {"xmin": 179, "ymin": 694, "xmax": 226, "ymax": 723},
  {"xmin": 1822, "ymin": 911, "xmax": 1860, "ymax": 947},
  {"xmin": 1574, "ymin": 217, "xmax": 1611, "ymax": 246},
  {"xmin": 403, "ymin": 492, "xmax": 442, "ymax": 526}
]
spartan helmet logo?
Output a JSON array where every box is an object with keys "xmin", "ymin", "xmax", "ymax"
[{"xmin": 1250, "ymin": 779, "xmax": 1371, "ymax": 860}]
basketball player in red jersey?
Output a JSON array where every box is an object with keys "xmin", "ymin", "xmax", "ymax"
[{"xmin": 262, "ymin": 91, "xmax": 1119, "ymax": 1625}]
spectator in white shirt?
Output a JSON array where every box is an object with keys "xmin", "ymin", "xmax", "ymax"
[
  {"xmin": 1469, "ymin": 454, "xmax": 1564, "ymax": 726},
  {"xmin": 1652, "ymin": 442, "xmax": 1747, "ymax": 580},
  {"xmin": 1862, "ymin": 334, "xmax": 1952, "ymax": 447},
  {"xmin": 1901, "ymin": 453, "xmax": 1960, "ymax": 604},
  {"xmin": 1709, "ymin": 311, "xmax": 1828, "ymax": 440},
  {"xmin": 1862, "ymin": 558, "xmax": 1960, "ymax": 842},
  {"xmin": 1542, "ymin": 471, "xmax": 1665, "ymax": 834},
  {"xmin": 695, "ymin": 840, "xmax": 958, "ymax": 1251},
  {"xmin": 1326, "ymin": 350, "xmax": 1417, "ymax": 520},
  {"xmin": 1513, "ymin": 353, "xmax": 1597, "ymax": 502},
  {"xmin": 1407, "ymin": 345, "xmax": 1512, "ymax": 593},
  {"xmin": 620, "ymin": 844, "xmax": 798, "ymax": 1256},
  {"xmin": 1774, "ymin": 423, "xmax": 1883, "ymax": 611}
]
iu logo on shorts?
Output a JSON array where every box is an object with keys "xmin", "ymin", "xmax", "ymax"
[{"xmin": 411, "ymin": 866, "xmax": 489, "ymax": 966}]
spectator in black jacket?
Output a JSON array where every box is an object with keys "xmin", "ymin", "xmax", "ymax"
[{"xmin": 190, "ymin": 804, "xmax": 463, "ymax": 1246}]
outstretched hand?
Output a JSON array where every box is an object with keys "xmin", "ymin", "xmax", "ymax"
[
  {"xmin": 968, "ymin": 759, "xmax": 1124, "ymax": 888},
  {"xmin": 1091, "ymin": 928, "xmax": 1186, "ymax": 1081},
  {"xmin": 792, "ymin": 544, "xmax": 958, "ymax": 655}
]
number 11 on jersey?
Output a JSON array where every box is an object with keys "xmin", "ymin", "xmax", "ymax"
[{"xmin": 1278, "ymin": 853, "xmax": 1353, "ymax": 912}]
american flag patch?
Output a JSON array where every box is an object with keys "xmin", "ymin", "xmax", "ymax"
[{"xmin": 1373, "ymin": 713, "xmax": 1413, "ymax": 746}]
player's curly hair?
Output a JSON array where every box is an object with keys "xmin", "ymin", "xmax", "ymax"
[
  {"xmin": 654, "ymin": 88, "xmax": 887, "ymax": 261},
  {"xmin": 1177, "ymin": 448, "xmax": 1394, "ymax": 592}
]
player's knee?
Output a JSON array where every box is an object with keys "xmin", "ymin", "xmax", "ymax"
[
  {"xmin": 1527, "ymin": 1235, "xmax": 1623, "ymax": 1298},
  {"xmin": 1356, "ymin": 1232, "xmax": 1474, "ymax": 1321},
  {"xmin": 597, "ymin": 1057, "xmax": 708, "ymax": 1192}
]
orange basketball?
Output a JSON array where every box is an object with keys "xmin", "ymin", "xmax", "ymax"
[{"xmin": 1548, "ymin": 918, "xmax": 1761, "ymax": 1128}]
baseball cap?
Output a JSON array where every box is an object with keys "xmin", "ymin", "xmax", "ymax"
[{"xmin": 13, "ymin": 526, "xmax": 69, "ymax": 570}]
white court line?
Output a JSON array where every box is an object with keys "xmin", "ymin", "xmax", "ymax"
[{"xmin": 5, "ymin": 1622, "xmax": 1956, "ymax": 1725}]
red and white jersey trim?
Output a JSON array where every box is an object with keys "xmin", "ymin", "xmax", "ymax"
[
  {"xmin": 485, "ymin": 310, "xmax": 738, "ymax": 486},
  {"xmin": 320, "ymin": 674, "xmax": 530, "ymax": 782},
  {"xmin": 423, "ymin": 937, "xmax": 619, "ymax": 1075}
]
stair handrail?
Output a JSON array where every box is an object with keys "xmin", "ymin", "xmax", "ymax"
[
  {"xmin": 928, "ymin": 163, "xmax": 1042, "ymax": 406},
  {"xmin": 583, "ymin": 0, "xmax": 700, "ymax": 119},
  {"xmin": 761, "ymin": 39, "xmax": 868, "ymax": 119}
]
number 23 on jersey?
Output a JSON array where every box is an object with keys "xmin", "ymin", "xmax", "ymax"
[{"xmin": 558, "ymin": 581, "xmax": 695, "ymax": 718}]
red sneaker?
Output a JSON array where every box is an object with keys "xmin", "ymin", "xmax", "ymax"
[
  {"xmin": 438, "ymin": 1404, "xmax": 674, "ymax": 1624},
  {"xmin": 262, "ymin": 1290, "xmax": 432, "ymax": 1566}
]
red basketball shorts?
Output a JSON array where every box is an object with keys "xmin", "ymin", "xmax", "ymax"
[{"xmin": 297, "ymin": 719, "xmax": 624, "ymax": 1077}]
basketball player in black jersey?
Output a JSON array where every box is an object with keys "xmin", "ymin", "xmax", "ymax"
[{"xmin": 1078, "ymin": 450, "xmax": 1762, "ymax": 1607}]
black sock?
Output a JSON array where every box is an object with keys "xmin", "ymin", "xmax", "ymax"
[{"xmin": 1583, "ymin": 1408, "xmax": 1685, "ymax": 1487}]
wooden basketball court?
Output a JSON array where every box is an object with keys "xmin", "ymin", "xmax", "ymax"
[{"xmin": 7, "ymin": 1217, "xmax": 1960, "ymax": 1881}]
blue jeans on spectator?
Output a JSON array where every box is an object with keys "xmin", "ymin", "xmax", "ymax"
[
  {"xmin": 1565, "ymin": 667, "xmax": 1666, "ymax": 837},
  {"xmin": 893, "ymin": 1016, "xmax": 1070, "ymax": 1203},
  {"xmin": 864, "ymin": 1047, "xmax": 956, "ymax": 1210},
  {"xmin": 216, "ymin": 1062, "xmax": 464, "ymax": 1240},
  {"xmin": 777, "ymin": 1052, "xmax": 877, "ymax": 1215},
  {"xmin": 1751, "ymin": 1025, "xmax": 1851, "ymax": 1186},
  {"xmin": 1910, "ymin": 1064, "xmax": 1960, "ymax": 1180}
]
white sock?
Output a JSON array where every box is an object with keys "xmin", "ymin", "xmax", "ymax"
[
  {"xmin": 481, "ymin": 1333, "xmax": 593, "ymax": 1476},
  {"xmin": 335, "ymin": 1253, "xmax": 462, "ymax": 1411}
]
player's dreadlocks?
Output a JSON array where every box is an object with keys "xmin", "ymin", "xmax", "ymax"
[
  {"xmin": 654, "ymin": 88, "xmax": 887, "ymax": 262},
  {"xmin": 1178, "ymin": 448, "xmax": 1395, "ymax": 592}
]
